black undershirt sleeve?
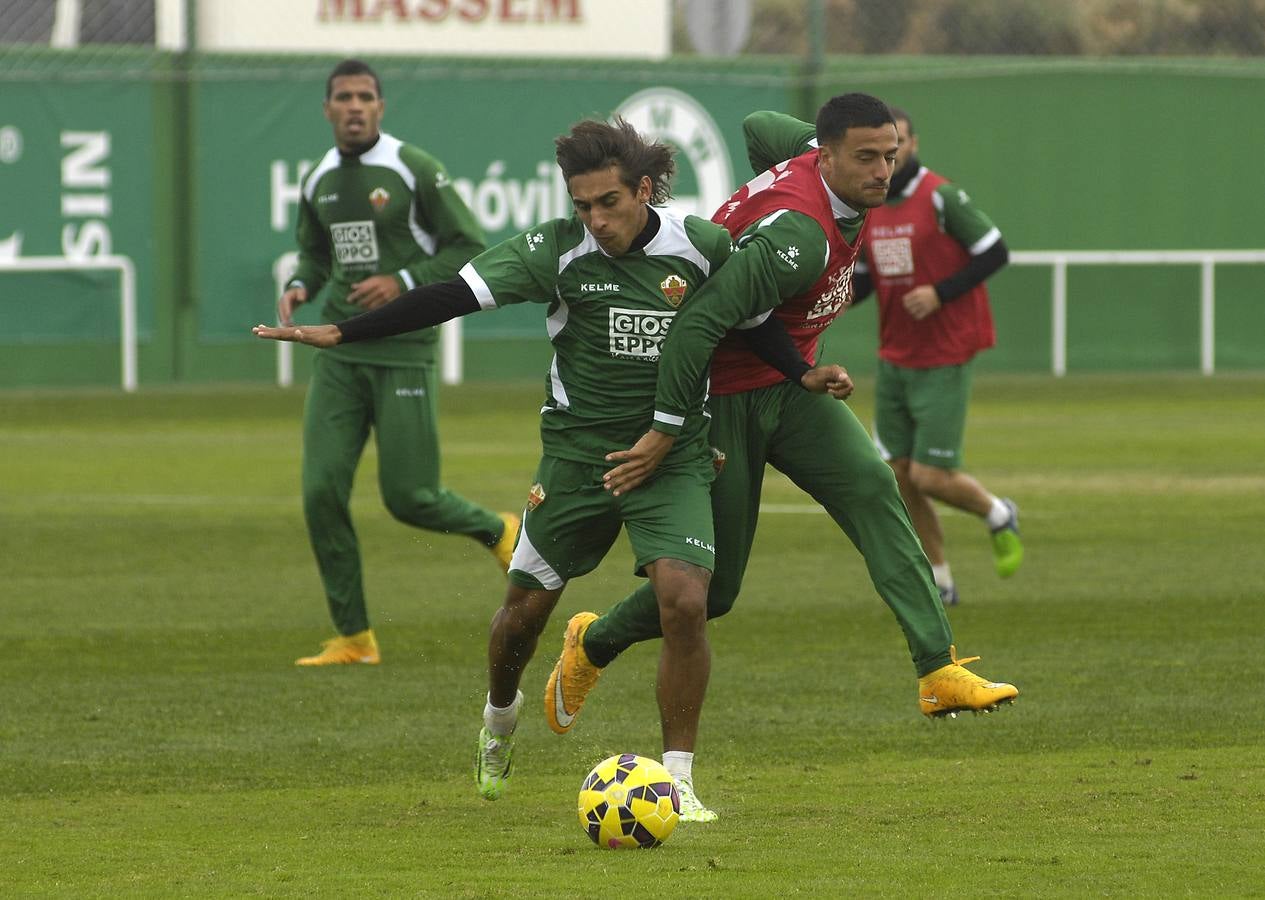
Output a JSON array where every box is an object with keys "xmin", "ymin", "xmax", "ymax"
[
  {"xmin": 934, "ymin": 238, "xmax": 1009, "ymax": 303},
  {"xmin": 738, "ymin": 315, "xmax": 813, "ymax": 386},
  {"xmin": 851, "ymin": 269, "xmax": 874, "ymax": 306},
  {"xmin": 338, "ymin": 277, "xmax": 481, "ymax": 343}
]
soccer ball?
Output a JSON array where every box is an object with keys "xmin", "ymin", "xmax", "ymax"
[{"xmin": 577, "ymin": 754, "xmax": 680, "ymax": 849}]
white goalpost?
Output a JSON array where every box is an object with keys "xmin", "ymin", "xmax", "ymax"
[{"xmin": 0, "ymin": 254, "xmax": 138, "ymax": 391}]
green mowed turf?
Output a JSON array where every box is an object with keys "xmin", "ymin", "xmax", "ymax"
[{"xmin": 3, "ymin": 373, "xmax": 1263, "ymax": 897}]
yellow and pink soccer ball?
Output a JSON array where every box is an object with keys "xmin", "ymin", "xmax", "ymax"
[{"xmin": 577, "ymin": 754, "xmax": 680, "ymax": 849}]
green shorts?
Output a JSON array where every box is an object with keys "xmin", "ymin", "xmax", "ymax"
[
  {"xmin": 873, "ymin": 358, "xmax": 973, "ymax": 470},
  {"xmin": 508, "ymin": 455, "xmax": 715, "ymax": 591}
]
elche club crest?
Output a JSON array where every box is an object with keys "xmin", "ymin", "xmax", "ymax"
[
  {"xmin": 369, "ymin": 187, "xmax": 390, "ymax": 211},
  {"xmin": 659, "ymin": 274, "xmax": 687, "ymax": 307}
]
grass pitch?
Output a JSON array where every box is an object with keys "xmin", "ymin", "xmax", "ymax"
[{"xmin": 3, "ymin": 373, "xmax": 1264, "ymax": 897}]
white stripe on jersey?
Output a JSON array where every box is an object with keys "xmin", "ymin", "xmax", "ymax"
[
  {"xmin": 460, "ymin": 262, "xmax": 498, "ymax": 310},
  {"xmin": 644, "ymin": 207, "xmax": 713, "ymax": 276},
  {"xmin": 542, "ymin": 291, "xmax": 571, "ymax": 412},
  {"xmin": 407, "ymin": 200, "xmax": 437, "ymax": 256},
  {"xmin": 558, "ymin": 231, "xmax": 601, "ymax": 274},
  {"xmin": 653, "ymin": 411, "xmax": 685, "ymax": 427},
  {"xmin": 735, "ymin": 309, "xmax": 772, "ymax": 330},
  {"xmin": 544, "ymin": 353, "xmax": 570, "ymax": 413},
  {"xmin": 969, "ymin": 226, "xmax": 1002, "ymax": 256},
  {"xmin": 301, "ymin": 147, "xmax": 342, "ymax": 204}
]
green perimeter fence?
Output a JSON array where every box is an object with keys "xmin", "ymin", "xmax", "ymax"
[{"xmin": 1, "ymin": 52, "xmax": 1263, "ymax": 389}]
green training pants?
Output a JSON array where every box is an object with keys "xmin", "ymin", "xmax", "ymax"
[
  {"xmin": 584, "ymin": 381, "xmax": 954, "ymax": 677},
  {"xmin": 301, "ymin": 354, "xmax": 503, "ymax": 635}
]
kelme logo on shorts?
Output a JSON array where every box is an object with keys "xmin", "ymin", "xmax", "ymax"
[
  {"xmin": 330, "ymin": 220, "xmax": 379, "ymax": 266},
  {"xmin": 526, "ymin": 483, "xmax": 547, "ymax": 511},
  {"xmin": 659, "ymin": 274, "xmax": 687, "ymax": 307},
  {"xmin": 608, "ymin": 308, "xmax": 675, "ymax": 360}
]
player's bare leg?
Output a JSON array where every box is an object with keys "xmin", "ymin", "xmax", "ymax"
[
  {"xmin": 477, "ymin": 583, "xmax": 562, "ymax": 800},
  {"xmin": 910, "ymin": 462, "xmax": 1023, "ymax": 579},
  {"xmin": 645, "ymin": 557, "xmax": 716, "ymax": 822}
]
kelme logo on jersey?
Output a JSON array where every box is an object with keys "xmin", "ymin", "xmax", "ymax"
[
  {"xmin": 777, "ymin": 244, "xmax": 801, "ymax": 270},
  {"xmin": 330, "ymin": 220, "xmax": 380, "ymax": 266},
  {"xmin": 615, "ymin": 87, "xmax": 734, "ymax": 218},
  {"xmin": 806, "ymin": 262, "xmax": 854, "ymax": 321},
  {"xmin": 659, "ymin": 274, "xmax": 687, "ymax": 307},
  {"xmin": 608, "ymin": 308, "xmax": 675, "ymax": 360},
  {"xmin": 526, "ymin": 483, "xmax": 547, "ymax": 511},
  {"xmin": 369, "ymin": 187, "xmax": 390, "ymax": 211}
]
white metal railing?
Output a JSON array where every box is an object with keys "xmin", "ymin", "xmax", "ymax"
[
  {"xmin": 1009, "ymin": 250, "xmax": 1265, "ymax": 376},
  {"xmin": 0, "ymin": 254, "xmax": 138, "ymax": 391},
  {"xmin": 271, "ymin": 252, "xmax": 463, "ymax": 387}
]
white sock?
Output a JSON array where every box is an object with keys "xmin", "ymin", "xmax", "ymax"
[
  {"xmin": 662, "ymin": 750, "xmax": 694, "ymax": 783},
  {"xmin": 985, "ymin": 497, "xmax": 1010, "ymax": 530},
  {"xmin": 483, "ymin": 690, "xmax": 522, "ymax": 737},
  {"xmin": 931, "ymin": 562, "xmax": 954, "ymax": 590}
]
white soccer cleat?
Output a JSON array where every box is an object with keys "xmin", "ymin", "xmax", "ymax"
[{"xmin": 673, "ymin": 776, "xmax": 718, "ymax": 823}]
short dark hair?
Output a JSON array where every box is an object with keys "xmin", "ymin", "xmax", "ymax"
[
  {"xmin": 815, "ymin": 93, "xmax": 895, "ymax": 145},
  {"xmin": 326, "ymin": 58, "xmax": 382, "ymax": 100},
  {"xmin": 555, "ymin": 118, "xmax": 676, "ymax": 205},
  {"xmin": 889, "ymin": 106, "xmax": 915, "ymax": 136}
]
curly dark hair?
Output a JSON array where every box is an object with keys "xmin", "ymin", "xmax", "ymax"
[{"xmin": 555, "ymin": 117, "xmax": 676, "ymax": 205}]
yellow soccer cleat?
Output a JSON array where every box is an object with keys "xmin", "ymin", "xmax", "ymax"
[
  {"xmin": 544, "ymin": 612, "xmax": 602, "ymax": 734},
  {"xmin": 918, "ymin": 645, "xmax": 1017, "ymax": 718},
  {"xmin": 490, "ymin": 512, "xmax": 521, "ymax": 573},
  {"xmin": 295, "ymin": 628, "xmax": 380, "ymax": 666}
]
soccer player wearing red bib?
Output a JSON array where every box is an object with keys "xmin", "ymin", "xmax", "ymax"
[
  {"xmin": 545, "ymin": 97, "xmax": 1018, "ymax": 815},
  {"xmin": 855, "ymin": 107, "xmax": 1022, "ymax": 606}
]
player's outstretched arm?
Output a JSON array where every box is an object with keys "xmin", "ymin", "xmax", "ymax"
[
  {"xmin": 253, "ymin": 323, "xmax": 341, "ymax": 347},
  {"xmin": 253, "ymin": 276, "xmax": 481, "ymax": 348}
]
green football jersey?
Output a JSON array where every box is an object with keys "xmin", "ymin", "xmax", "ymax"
[
  {"xmin": 460, "ymin": 207, "xmax": 733, "ymax": 469},
  {"xmin": 289, "ymin": 133, "xmax": 485, "ymax": 366}
]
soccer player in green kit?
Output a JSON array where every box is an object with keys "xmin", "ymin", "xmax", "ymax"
[
  {"xmin": 545, "ymin": 95, "xmax": 1018, "ymax": 820},
  {"xmin": 255, "ymin": 117, "xmax": 839, "ymax": 817},
  {"xmin": 279, "ymin": 59, "xmax": 518, "ymax": 667},
  {"xmin": 853, "ymin": 106, "xmax": 1021, "ymax": 606}
]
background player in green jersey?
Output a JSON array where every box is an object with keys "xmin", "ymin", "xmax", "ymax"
[
  {"xmin": 279, "ymin": 59, "xmax": 518, "ymax": 667},
  {"xmin": 853, "ymin": 107, "xmax": 1021, "ymax": 606},
  {"xmin": 545, "ymin": 97, "xmax": 1017, "ymax": 801},
  {"xmin": 255, "ymin": 118, "xmax": 831, "ymax": 818}
]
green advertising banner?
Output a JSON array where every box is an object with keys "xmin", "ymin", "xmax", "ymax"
[
  {"xmin": 0, "ymin": 75, "xmax": 159, "ymax": 387},
  {"xmin": 188, "ymin": 60, "xmax": 790, "ymax": 385}
]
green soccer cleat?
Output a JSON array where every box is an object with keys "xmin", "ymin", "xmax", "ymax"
[
  {"xmin": 475, "ymin": 726, "xmax": 515, "ymax": 800},
  {"xmin": 990, "ymin": 497, "xmax": 1024, "ymax": 578},
  {"xmin": 674, "ymin": 776, "xmax": 718, "ymax": 823}
]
